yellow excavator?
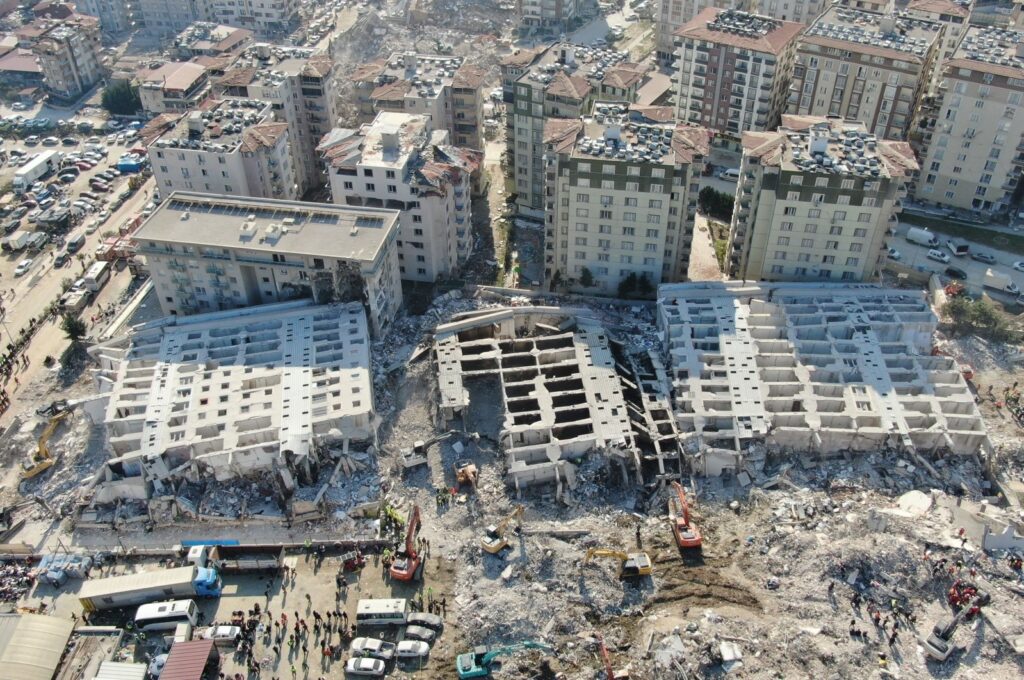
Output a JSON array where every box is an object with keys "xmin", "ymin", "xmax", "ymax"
[
  {"xmin": 22, "ymin": 409, "xmax": 70, "ymax": 480},
  {"xmin": 583, "ymin": 548, "xmax": 653, "ymax": 579},
  {"xmin": 480, "ymin": 504, "xmax": 525, "ymax": 554}
]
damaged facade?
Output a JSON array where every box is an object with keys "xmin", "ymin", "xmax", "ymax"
[
  {"xmin": 434, "ymin": 306, "xmax": 685, "ymax": 500},
  {"xmin": 87, "ymin": 300, "xmax": 376, "ymax": 505},
  {"xmin": 658, "ymin": 282, "xmax": 990, "ymax": 476}
]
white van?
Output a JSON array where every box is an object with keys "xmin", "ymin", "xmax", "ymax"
[
  {"xmin": 134, "ymin": 599, "xmax": 198, "ymax": 632},
  {"xmin": 718, "ymin": 168, "xmax": 741, "ymax": 182},
  {"xmin": 355, "ymin": 598, "xmax": 409, "ymax": 627}
]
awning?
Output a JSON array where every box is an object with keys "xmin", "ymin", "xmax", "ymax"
[
  {"xmin": 160, "ymin": 639, "xmax": 218, "ymax": 680},
  {"xmin": 0, "ymin": 613, "xmax": 75, "ymax": 680}
]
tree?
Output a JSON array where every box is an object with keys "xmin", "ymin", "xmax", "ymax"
[
  {"xmin": 618, "ymin": 272, "xmax": 638, "ymax": 298},
  {"xmin": 579, "ymin": 267, "xmax": 595, "ymax": 288},
  {"xmin": 636, "ymin": 273, "xmax": 653, "ymax": 296},
  {"xmin": 61, "ymin": 313, "xmax": 87, "ymax": 345},
  {"xmin": 101, "ymin": 81, "xmax": 141, "ymax": 116},
  {"xmin": 549, "ymin": 270, "xmax": 562, "ymax": 292},
  {"xmin": 698, "ymin": 186, "xmax": 735, "ymax": 221}
]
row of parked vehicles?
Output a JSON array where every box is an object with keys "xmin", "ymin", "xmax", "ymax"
[{"xmin": 904, "ymin": 227, "xmax": 1023, "ymax": 296}]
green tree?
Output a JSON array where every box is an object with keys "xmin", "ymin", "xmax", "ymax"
[
  {"xmin": 61, "ymin": 313, "xmax": 87, "ymax": 345},
  {"xmin": 637, "ymin": 273, "xmax": 653, "ymax": 296},
  {"xmin": 618, "ymin": 272, "xmax": 638, "ymax": 298},
  {"xmin": 698, "ymin": 186, "xmax": 735, "ymax": 221},
  {"xmin": 579, "ymin": 267, "xmax": 595, "ymax": 288},
  {"xmin": 101, "ymin": 82, "xmax": 141, "ymax": 116},
  {"xmin": 549, "ymin": 270, "xmax": 562, "ymax": 292}
]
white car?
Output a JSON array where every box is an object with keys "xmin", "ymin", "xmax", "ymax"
[
  {"xmin": 201, "ymin": 625, "xmax": 240, "ymax": 645},
  {"xmin": 148, "ymin": 654, "xmax": 167, "ymax": 677},
  {"xmin": 14, "ymin": 259, "xmax": 33, "ymax": 276},
  {"xmin": 142, "ymin": 202, "xmax": 156, "ymax": 217},
  {"xmin": 395, "ymin": 640, "xmax": 430, "ymax": 658},
  {"xmin": 84, "ymin": 218, "xmax": 100, "ymax": 234},
  {"xmin": 349, "ymin": 637, "xmax": 395, "ymax": 661},
  {"xmin": 403, "ymin": 625, "xmax": 436, "ymax": 643},
  {"xmin": 98, "ymin": 209, "xmax": 110, "ymax": 222},
  {"xmin": 1013, "ymin": 261, "xmax": 1024, "ymax": 273},
  {"xmin": 886, "ymin": 247, "xmax": 901, "ymax": 261},
  {"xmin": 927, "ymin": 249, "xmax": 951, "ymax": 264},
  {"xmin": 344, "ymin": 657, "xmax": 386, "ymax": 676}
]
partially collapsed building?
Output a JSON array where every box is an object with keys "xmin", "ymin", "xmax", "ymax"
[
  {"xmin": 434, "ymin": 306, "xmax": 684, "ymax": 500},
  {"xmin": 88, "ymin": 300, "xmax": 376, "ymax": 504},
  {"xmin": 658, "ymin": 282, "xmax": 989, "ymax": 476}
]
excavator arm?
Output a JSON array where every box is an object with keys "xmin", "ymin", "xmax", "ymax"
[
  {"xmin": 481, "ymin": 505, "xmax": 525, "ymax": 553},
  {"xmin": 669, "ymin": 481, "xmax": 702, "ymax": 550},
  {"xmin": 389, "ymin": 504, "xmax": 422, "ymax": 582}
]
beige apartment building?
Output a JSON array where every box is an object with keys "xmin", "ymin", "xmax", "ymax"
[
  {"xmin": 749, "ymin": 0, "xmax": 828, "ymax": 24},
  {"xmin": 913, "ymin": 26, "xmax": 1024, "ymax": 214},
  {"xmin": 350, "ymin": 53, "xmax": 487, "ymax": 150},
  {"xmin": 139, "ymin": 62, "xmax": 210, "ymax": 115},
  {"xmin": 730, "ymin": 115, "xmax": 917, "ymax": 282},
  {"xmin": 174, "ymin": 22, "xmax": 254, "ymax": 59},
  {"xmin": 30, "ymin": 14, "xmax": 103, "ymax": 101},
  {"xmin": 674, "ymin": 9, "xmax": 804, "ymax": 136},
  {"xmin": 133, "ymin": 192, "xmax": 404, "ymax": 336},
  {"xmin": 216, "ymin": 45, "xmax": 341, "ymax": 196},
  {"xmin": 543, "ymin": 105, "xmax": 710, "ymax": 294},
  {"xmin": 320, "ymin": 112, "xmax": 482, "ymax": 283},
  {"xmin": 509, "ymin": 43, "xmax": 647, "ymax": 217},
  {"xmin": 516, "ymin": 0, "xmax": 579, "ymax": 32},
  {"xmin": 905, "ymin": 0, "xmax": 973, "ymax": 93},
  {"xmin": 145, "ymin": 99, "xmax": 299, "ymax": 201},
  {"xmin": 656, "ymin": 0, "xmax": 743, "ymax": 62},
  {"xmin": 788, "ymin": 9, "xmax": 943, "ymax": 141}
]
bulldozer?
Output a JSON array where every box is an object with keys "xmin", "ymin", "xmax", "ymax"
[
  {"xmin": 22, "ymin": 410, "xmax": 70, "ymax": 480},
  {"xmin": 583, "ymin": 548, "xmax": 653, "ymax": 579},
  {"xmin": 480, "ymin": 504, "xmax": 525, "ymax": 554}
]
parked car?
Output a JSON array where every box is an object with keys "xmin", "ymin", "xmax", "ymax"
[
  {"xmin": 349, "ymin": 637, "xmax": 396, "ymax": 661},
  {"xmin": 201, "ymin": 625, "xmax": 241, "ymax": 646},
  {"xmin": 11, "ymin": 101, "xmax": 27, "ymax": 111},
  {"xmin": 53, "ymin": 251, "xmax": 69, "ymax": 267},
  {"xmin": 59, "ymin": 173, "xmax": 76, "ymax": 184},
  {"xmin": 14, "ymin": 258, "xmax": 33, "ymax": 276},
  {"xmin": 344, "ymin": 658, "xmax": 385, "ymax": 677},
  {"xmin": 927, "ymin": 249, "xmax": 951, "ymax": 264},
  {"xmin": 970, "ymin": 252, "xmax": 996, "ymax": 264},
  {"xmin": 42, "ymin": 136, "xmax": 59, "ymax": 146},
  {"xmin": 395, "ymin": 640, "xmax": 430, "ymax": 658},
  {"xmin": 403, "ymin": 625, "xmax": 436, "ymax": 643},
  {"xmin": 1013, "ymin": 261, "xmax": 1024, "ymax": 272},
  {"xmin": 405, "ymin": 612, "xmax": 443, "ymax": 631},
  {"xmin": 24, "ymin": 135, "xmax": 39, "ymax": 145},
  {"xmin": 945, "ymin": 266, "xmax": 968, "ymax": 280},
  {"xmin": 886, "ymin": 247, "xmax": 901, "ymax": 261},
  {"xmin": 61, "ymin": 137, "xmax": 78, "ymax": 146}
]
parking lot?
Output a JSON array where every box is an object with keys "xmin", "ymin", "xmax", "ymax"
[{"xmin": 887, "ymin": 222, "xmax": 1024, "ymax": 296}]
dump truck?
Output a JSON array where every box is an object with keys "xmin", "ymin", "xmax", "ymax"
[
  {"xmin": 78, "ymin": 565, "xmax": 222, "ymax": 612},
  {"xmin": 983, "ymin": 268, "xmax": 1020, "ymax": 296},
  {"xmin": 186, "ymin": 544, "xmax": 284, "ymax": 573}
]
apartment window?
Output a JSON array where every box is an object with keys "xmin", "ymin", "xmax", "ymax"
[
  {"xmin": 386, "ymin": 170, "xmax": 396, "ymax": 179},
  {"xmin": 413, "ymin": 229, "xmax": 423, "ymax": 236},
  {"xmin": 600, "ymin": 210, "xmax": 613, "ymax": 219},
  {"xmin": 625, "ymin": 198, "xmax": 637, "ymax": 207},
  {"xmin": 343, "ymin": 181, "xmax": 353, "ymax": 190},
  {"xmin": 412, "ymin": 215, "xmax": 422, "ymax": 223},
  {"xmin": 804, "ymin": 224, "xmax": 818, "ymax": 233},
  {"xmin": 787, "ymin": 191, "xmax": 800, "ymax": 201},
  {"xmin": 777, "ymin": 236, "xmax": 790, "ymax": 246},
  {"xmin": 646, "ymin": 214, "xmax": 661, "ymax": 224},
  {"xmin": 599, "ymin": 225, "xmax": 612, "ymax": 234},
  {"xmin": 387, "ymin": 185, "xmax": 397, "ymax": 193},
  {"xmin": 818, "ymin": 269, "xmax": 831, "ymax": 279},
  {"xmin": 644, "ymin": 243, "xmax": 657, "ymax": 252},
  {"xmin": 771, "ymin": 265, "xmax": 784, "ymax": 274},
  {"xmin": 815, "ymin": 178, "xmax": 829, "ymax": 188},
  {"xmin": 646, "ymin": 229, "xmax": 659, "ymax": 239},
  {"xmin": 623, "ymin": 212, "xmax": 636, "ymax": 222},
  {"xmin": 801, "ymin": 238, "xmax": 813, "ymax": 248},
  {"xmin": 620, "ymin": 255, "xmax": 633, "ymax": 264},
  {"xmin": 857, "ymin": 213, "xmax": 871, "ymax": 223},
  {"xmin": 622, "ymin": 241, "xmax": 634, "ymax": 250},
  {"xmin": 849, "ymin": 243, "xmax": 863, "ymax": 252},
  {"xmin": 623, "ymin": 227, "xmax": 635, "ymax": 235},
  {"xmin": 576, "ymin": 193, "xmax": 589, "ymax": 202},
  {"xmin": 826, "ymin": 240, "xmax": 839, "ymax": 250},
  {"xmin": 575, "ymin": 237, "xmax": 588, "ymax": 246},
  {"xmin": 780, "ymin": 222, "xmax": 793, "ymax": 231},
  {"xmin": 829, "ymin": 226, "xmax": 843, "ymax": 235},
  {"xmin": 363, "ymin": 169, "xmax": 373, "ymax": 177},
  {"xmin": 774, "ymin": 251, "xmax": 787, "ymax": 260},
  {"xmin": 598, "ymin": 239, "xmax": 611, "ymax": 248},
  {"xmin": 784, "ymin": 207, "xmax": 797, "ymax": 215},
  {"xmin": 575, "ymin": 223, "xmax": 588, "ymax": 232},
  {"xmin": 366, "ymin": 183, "xmax": 375, "ymax": 192},
  {"xmin": 846, "ymin": 257, "xmax": 859, "ymax": 267},
  {"xmin": 576, "ymin": 208, "xmax": 589, "ymax": 217},
  {"xmin": 797, "ymin": 253, "xmax": 811, "ymax": 262},
  {"xmin": 598, "ymin": 253, "xmax": 609, "ymax": 262},
  {"xmin": 822, "ymin": 256, "xmax": 835, "ymax": 264},
  {"xmin": 575, "ymin": 251, "xmax": 586, "ymax": 260},
  {"xmin": 808, "ymin": 208, "xmax": 821, "ymax": 218},
  {"xmin": 648, "ymin": 199, "xmax": 662, "ymax": 209},
  {"xmin": 600, "ymin": 195, "xmax": 614, "ymax": 206},
  {"xmin": 853, "ymin": 228, "xmax": 867, "ymax": 237}
]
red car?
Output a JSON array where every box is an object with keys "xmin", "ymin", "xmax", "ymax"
[{"xmin": 89, "ymin": 181, "xmax": 110, "ymax": 192}]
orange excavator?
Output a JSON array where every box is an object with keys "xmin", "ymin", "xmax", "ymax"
[
  {"xmin": 669, "ymin": 481, "xmax": 702, "ymax": 551},
  {"xmin": 389, "ymin": 504, "xmax": 423, "ymax": 582}
]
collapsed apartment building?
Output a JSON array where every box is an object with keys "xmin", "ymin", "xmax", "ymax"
[
  {"xmin": 83, "ymin": 300, "xmax": 377, "ymax": 521},
  {"xmin": 658, "ymin": 282, "xmax": 989, "ymax": 476},
  {"xmin": 433, "ymin": 306, "xmax": 683, "ymax": 501}
]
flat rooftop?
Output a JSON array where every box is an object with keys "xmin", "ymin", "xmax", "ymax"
[
  {"xmin": 568, "ymin": 102, "xmax": 711, "ymax": 165},
  {"xmin": 141, "ymin": 61, "xmax": 208, "ymax": 92},
  {"xmin": 518, "ymin": 43, "xmax": 630, "ymax": 99},
  {"xmin": 741, "ymin": 115, "xmax": 919, "ymax": 179},
  {"xmin": 674, "ymin": 8, "xmax": 805, "ymax": 56},
  {"xmin": 802, "ymin": 8, "xmax": 942, "ymax": 61},
  {"xmin": 153, "ymin": 98, "xmax": 271, "ymax": 152},
  {"xmin": 949, "ymin": 26, "xmax": 1024, "ymax": 76},
  {"xmin": 175, "ymin": 22, "xmax": 252, "ymax": 53},
  {"xmin": 658, "ymin": 282, "xmax": 989, "ymax": 469},
  {"xmin": 92, "ymin": 300, "xmax": 375, "ymax": 477},
  {"xmin": 134, "ymin": 192, "xmax": 400, "ymax": 265}
]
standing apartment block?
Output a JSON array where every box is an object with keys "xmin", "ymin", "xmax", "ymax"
[
  {"xmin": 351, "ymin": 53, "xmax": 486, "ymax": 150},
  {"xmin": 906, "ymin": 0, "xmax": 972, "ymax": 63},
  {"xmin": 510, "ymin": 43, "xmax": 648, "ymax": 217},
  {"xmin": 146, "ymin": 99, "xmax": 299, "ymax": 200},
  {"xmin": 673, "ymin": 9, "xmax": 804, "ymax": 135},
  {"xmin": 516, "ymin": 0, "xmax": 579, "ymax": 33},
  {"xmin": 134, "ymin": 0, "xmax": 298, "ymax": 38},
  {"xmin": 543, "ymin": 106, "xmax": 710, "ymax": 294},
  {"xmin": 656, "ymin": 0, "xmax": 744, "ymax": 63},
  {"xmin": 216, "ymin": 45, "xmax": 341, "ymax": 196},
  {"xmin": 133, "ymin": 192, "xmax": 403, "ymax": 336},
  {"xmin": 788, "ymin": 9, "xmax": 942, "ymax": 141},
  {"xmin": 730, "ymin": 115, "xmax": 917, "ymax": 282},
  {"xmin": 30, "ymin": 14, "xmax": 104, "ymax": 101},
  {"xmin": 913, "ymin": 26, "xmax": 1024, "ymax": 215},
  {"xmin": 319, "ymin": 112, "xmax": 482, "ymax": 283},
  {"xmin": 749, "ymin": 0, "xmax": 828, "ymax": 24},
  {"xmin": 74, "ymin": 0, "xmax": 132, "ymax": 35}
]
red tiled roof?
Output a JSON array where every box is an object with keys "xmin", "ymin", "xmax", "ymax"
[
  {"xmin": 371, "ymin": 80, "xmax": 411, "ymax": 101},
  {"xmin": 240, "ymin": 122, "xmax": 288, "ymax": 153},
  {"xmin": 907, "ymin": 0, "xmax": 971, "ymax": 18},
  {"xmin": 351, "ymin": 58, "xmax": 388, "ymax": 83},
  {"xmin": 543, "ymin": 118, "xmax": 583, "ymax": 154},
  {"xmin": 546, "ymin": 71, "xmax": 591, "ymax": 100},
  {"xmin": 0, "ymin": 49, "xmax": 41, "ymax": 74},
  {"xmin": 453, "ymin": 64, "xmax": 487, "ymax": 90},
  {"xmin": 500, "ymin": 46, "xmax": 545, "ymax": 68},
  {"xmin": 675, "ymin": 8, "xmax": 804, "ymax": 56},
  {"xmin": 629, "ymin": 105, "xmax": 675, "ymax": 123},
  {"xmin": 671, "ymin": 124, "xmax": 712, "ymax": 163},
  {"xmin": 602, "ymin": 63, "xmax": 646, "ymax": 90}
]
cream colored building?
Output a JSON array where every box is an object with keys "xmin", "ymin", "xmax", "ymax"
[
  {"xmin": 788, "ymin": 9, "xmax": 943, "ymax": 141},
  {"xmin": 543, "ymin": 107, "xmax": 711, "ymax": 294},
  {"xmin": 31, "ymin": 15, "xmax": 103, "ymax": 101},
  {"xmin": 656, "ymin": 0, "xmax": 742, "ymax": 62},
  {"xmin": 674, "ymin": 8, "xmax": 804, "ymax": 135},
  {"xmin": 139, "ymin": 62, "xmax": 210, "ymax": 115},
  {"xmin": 133, "ymin": 192, "xmax": 403, "ymax": 335},
  {"xmin": 750, "ymin": 0, "xmax": 828, "ymax": 24},
  {"xmin": 516, "ymin": 0, "xmax": 579, "ymax": 32},
  {"xmin": 729, "ymin": 115, "xmax": 917, "ymax": 282},
  {"xmin": 905, "ymin": 0, "xmax": 972, "ymax": 93},
  {"xmin": 913, "ymin": 26, "xmax": 1024, "ymax": 215},
  {"xmin": 146, "ymin": 99, "xmax": 299, "ymax": 201},
  {"xmin": 320, "ymin": 112, "xmax": 482, "ymax": 283}
]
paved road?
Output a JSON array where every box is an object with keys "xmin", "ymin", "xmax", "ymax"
[{"xmin": 887, "ymin": 223, "xmax": 1024, "ymax": 296}]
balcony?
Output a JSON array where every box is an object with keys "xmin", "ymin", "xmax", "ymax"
[
  {"xmin": 1013, "ymin": 154, "xmax": 1024, "ymax": 167},
  {"xmin": 206, "ymin": 265, "xmax": 225, "ymax": 276},
  {"xmin": 168, "ymin": 261, "xmax": 187, "ymax": 272}
]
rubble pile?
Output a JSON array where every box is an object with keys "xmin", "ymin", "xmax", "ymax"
[{"xmin": 0, "ymin": 562, "xmax": 35, "ymax": 602}]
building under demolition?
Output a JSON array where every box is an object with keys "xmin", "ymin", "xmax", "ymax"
[
  {"xmin": 87, "ymin": 300, "xmax": 376, "ymax": 508},
  {"xmin": 433, "ymin": 306, "xmax": 683, "ymax": 500},
  {"xmin": 658, "ymin": 282, "xmax": 989, "ymax": 475}
]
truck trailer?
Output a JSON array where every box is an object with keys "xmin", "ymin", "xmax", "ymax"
[
  {"xmin": 186, "ymin": 544, "xmax": 284, "ymax": 573},
  {"xmin": 13, "ymin": 151, "xmax": 59, "ymax": 193},
  {"xmin": 78, "ymin": 565, "xmax": 221, "ymax": 612}
]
